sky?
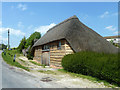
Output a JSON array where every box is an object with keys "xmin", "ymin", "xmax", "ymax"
[{"xmin": 1, "ymin": 2, "xmax": 119, "ymax": 48}]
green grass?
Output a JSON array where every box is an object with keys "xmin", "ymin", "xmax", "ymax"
[
  {"xmin": 29, "ymin": 60, "xmax": 46, "ymax": 68},
  {"xmin": 38, "ymin": 70, "xmax": 57, "ymax": 75},
  {"xmin": 58, "ymin": 69, "xmax": 118, "ymax": 88},
  {"xmin": 2, "ymin": 50, "xmax": 30, "ymax": 71},
  {"xmin": 30, "ymin": 60, "xmax": 42, "ymax": 66},
  {"xmin": 19, "ymin": 59, "xmax": 26, "ymax": 63}
]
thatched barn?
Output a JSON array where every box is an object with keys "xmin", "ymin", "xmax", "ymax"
[{"xmin": 32, "ymin": 15, "xmax": 118, "ymax": 67}]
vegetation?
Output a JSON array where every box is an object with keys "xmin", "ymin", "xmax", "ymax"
[
  {"xmin": 19, "ymin": 59, "xmax": 26, "ymax": 63},
  {"xmin": 25, "ymin": 32, "xmax": 41, "ymax": 49},
  {"xmin": 38, "ymin": 70, "xmax": 57, "ymax": 75},
  {"xmin": 2, "ymin": 50, "xmax": 30, "ymax": 71},
  {"xmin": 62, "ymin": 51, "xmax": 120, "ymax": 86},
  {"xmin": 58, "ymin": 69, "xmax": 117, "ymax": 88},
  {"xmin": 110, "ymin": 39, "xmax": 120, "ymax": 48},
  {"xmin": 30, "ymin": 60, "xmax": 42, "ymax": 66},
  {"xmin": 17, "ymin": 36, "xmax": 26, "ymax": 53},
  {"xmin": 0, "ymin": 44, "xmax": 7, "ymax": 50},
  {"xmin": 17, "ymin": 32, "xmax": 41, "ymax": 59}
]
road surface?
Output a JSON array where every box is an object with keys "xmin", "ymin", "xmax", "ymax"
[
  {"xmin": 1, "ymin": 50, "xmax": 39, "ymax": 88},
  {"xmin": 0, "ymin": 50, "xmax": 65, "ymax": 88},
  {"xmin": 0, "ymin": 50, "xmax": 2, "ymax": 89}
]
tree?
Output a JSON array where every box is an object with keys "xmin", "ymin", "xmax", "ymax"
[
  {"xmin": 0, "ymin": 44, "xmax": 7, "ymax": 50},
  {"xmin": 18, "ymin": 36, "xmax": 26, "ymax": 53},
  {"xmin": 25, "ymin": 32, "xmax": 41, "ymax": 59},
  {"xmin": 25, "ymin": 32, "xmax": 41, "ymax": 49}
]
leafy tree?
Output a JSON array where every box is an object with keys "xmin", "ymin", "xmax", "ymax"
[
  {"xmin": 25, "ymin": 32, "xmax": 41, "ymax": 59},
  {"xmin": 25, "ymin": 32, "xmax": 41, "ymax": 49},
  {"xmin": 0, "ymin": 44, "xmax": 7, "ymax": 50},
  {"xmin": 18, "ymin": 36, "xmax": 26, "ymax": 53}
]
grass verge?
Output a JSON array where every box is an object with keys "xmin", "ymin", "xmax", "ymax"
[
  {"xmin": 2, "ymin": 50, "xmax": 30, "ymax": 71},
  {"xmin": 38, "ymin": 70, "xmax": 57, "ymax": 75},
  {"xmin": 58, "ymin": 69, "xmax": 118, "ymax": 88},
  {"xmin": 30, "ymin": 60, "xmax": 46, "ymax": 68},
  {"xmin": 30, "ymin": 60, "xmax": 42, "ymax": 66}
]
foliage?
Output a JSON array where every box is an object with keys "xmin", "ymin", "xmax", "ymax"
[
  {"xmin": 17, "ymin": 36, "xmax": 26, "ymax": 53},
  {"xmin": 62, "ymin": 51, "xmax": 120, "ymax": 86},
  {"xmin": 0, "ymin": 44, "xmax": 7, "ymax": 50},
  {"xmin": 110, "ymin": 39, "xmax": 120, "ymax": 48},
  {"xmin": 26, "ymin": 47, "xmax": 33, "ymax": 59},
  {"xmin": 17, "ymin": 32, "xmax": 41, "ymax": 59},
  {"xmin": 25, "ymin": 32, "xmax": 41, "ymax": 59},
  {"xmin": 25, "ymin": 32, "xmax": 41, "ymax": 49},
  {"xmin": 2, "ymin": 50, "xmax": 30, "ymax": 71}
]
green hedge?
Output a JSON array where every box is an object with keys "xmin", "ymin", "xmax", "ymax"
[{"xmin": 62, "ymin": 51, "xmax": 120, "ymax": 86}]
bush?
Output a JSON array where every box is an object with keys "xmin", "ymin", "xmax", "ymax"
[{"xmin": 62, "ymin": 51, "xmax": 120, "ymax": 86}]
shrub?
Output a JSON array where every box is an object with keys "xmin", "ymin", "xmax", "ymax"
[{"xmin": 62, "ymin": 51, "xmax": 120, "ymax": 86}]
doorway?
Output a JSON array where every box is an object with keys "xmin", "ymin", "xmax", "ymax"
[{"xmin": 41, "ymin": 51, "xmax": 50, "ymax": 66}]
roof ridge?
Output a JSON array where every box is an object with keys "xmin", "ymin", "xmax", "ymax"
[{"xmin": 47, "ymin": 15, "xmax": 78, "ymax": 33}]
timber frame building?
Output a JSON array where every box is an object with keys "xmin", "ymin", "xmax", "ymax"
[{"xmin": 32, "ymin": 15, "xmax": 118, "ymax": 67}]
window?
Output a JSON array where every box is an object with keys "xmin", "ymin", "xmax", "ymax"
[
  {"xmin": 42, "ymin": 45, "xmax": 49, "ymax": 50},
  {"xmin": 57, "ymin": 41, "xmax": 61, "ymax": 50}
]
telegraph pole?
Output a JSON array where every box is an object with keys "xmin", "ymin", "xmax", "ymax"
[{"xmin": 8, "ymin": 29, "xmax": 10, "ymax": 50}]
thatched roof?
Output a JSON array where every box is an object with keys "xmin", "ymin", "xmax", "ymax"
[
  {"xmin": 32, "ymin": 15, "xmax": 119, "ymax": 53},
  {"xmin": 104, "ymin": 36, "xmax": 120, "ymax": 39}
]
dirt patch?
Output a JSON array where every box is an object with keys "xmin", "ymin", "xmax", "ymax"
[{"xmin": 16, "ymin": 56, "xmax": 117, "ymax": 88}]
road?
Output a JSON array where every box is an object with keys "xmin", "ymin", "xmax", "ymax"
[
  {"xmin": 1, "ymin": 50, "xmax": 117, "ymax": 89},
  {"xmin": 1, "ymin": 50, "xmax": 39, "ymax": 88},
  {"xmin": 0, "ymin": 50, "xmax": 2, "ymax": 89},
  {"xmin": 0, "ymin": 50, "xmax": 65, "ymax": 88}
]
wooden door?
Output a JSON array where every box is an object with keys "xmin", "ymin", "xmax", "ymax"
[{"xmin": 42, "ymin": 51, "xmax": 50, "ymax": 66}]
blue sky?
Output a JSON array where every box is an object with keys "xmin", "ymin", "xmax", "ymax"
[{"xmin": 1, "ymin": 2, "xmax": 118, "ymax": 47}]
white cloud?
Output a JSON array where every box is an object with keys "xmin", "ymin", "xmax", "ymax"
[
  {"xmin": 100, "ymin": 11, "xmax": 109, "ymax": 18},
  {"xmin": 100, "ymin": 11, "xmax": 118, "ymax": 18},
  {"xmin": 17, "ymin": 4, "xmax": 27, "ymax": 11},
  {"xmin": 105, "ymin": 25, "xmax": 116, "ymax": 31},
  {"xmin": 34, "ymin": 23, "xmax": 56, "ymax": 35},
  {"xmin": 113, "ymin": 31, "xmax": 120, "ymax": 35},
  {"xmin": 0, "ymin": 21, "xmax": 2, "ymax": 26},
  {"xmin": 27, "ymin": 25, "xmax": 33, "ymax": 30},
  {"xmin": 0, "ymin": 35, "xmax": 8, "ymax": 44},
  {"xmin": 0, "ymin": 27, "xmax": 25, "ymax": 36},
  {"xmin": 17, "ymin": 21, "xmax": 24, "ymax": 28}
]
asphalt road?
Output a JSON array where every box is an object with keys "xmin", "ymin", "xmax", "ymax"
[
  {"xmin": 0, "ymin": 50, "xmax": 2, "ymax": 89},
  {"xmin": 0, "ymin": 50, "xmax": 66, "ymax": 88},
  {"xmin": 1, "ymin": 50, "xmax": 40, "ymax": 88}
]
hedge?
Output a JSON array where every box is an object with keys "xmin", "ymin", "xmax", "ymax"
[{"xmin": 62, "ymin": 51, "xmax": 120, "ymax": 86}]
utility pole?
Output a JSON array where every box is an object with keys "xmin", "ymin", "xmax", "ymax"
[{"xmin": 8, "ymin": 29, "xmax": 10, "ymax": 50}]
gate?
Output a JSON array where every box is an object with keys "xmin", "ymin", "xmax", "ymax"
[{"xmin": 41, "ymin": 51, "xmax": 50, "ymax": 66}]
